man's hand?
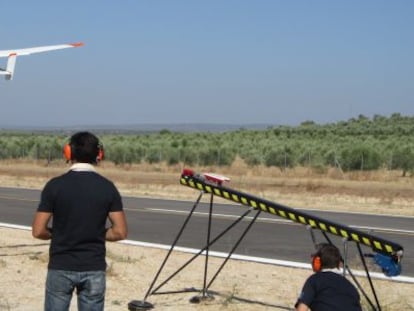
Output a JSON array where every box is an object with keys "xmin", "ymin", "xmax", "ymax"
[
  {"xmin": 32, "ymin": 212, "xmax": 53, "ymax": 240},
  {"xmin": 106, "ymin": 211, "xmax": 128, "ymax": 241}
]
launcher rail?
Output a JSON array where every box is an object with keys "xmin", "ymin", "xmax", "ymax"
[{"xmin": 180, "ymin": 170, "xmax": 403, "ymax": 260}]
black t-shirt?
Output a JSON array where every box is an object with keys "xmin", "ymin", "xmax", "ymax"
[
  {"xmin": 38, "ymin": 170, "xmax": 123, "ymax": 271},
  {"xmin": 296, "ymin": 271, "xmax": 362, "ymax": 311}
]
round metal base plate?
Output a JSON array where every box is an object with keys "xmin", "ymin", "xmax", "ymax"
[{"xmin": 127, "ymin": 300, "xmax": 154, "ymax": 310}]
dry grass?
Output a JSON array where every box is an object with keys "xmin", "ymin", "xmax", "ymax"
[{"xmin": 0, "ymin": 159, "xmax": 413, "ymax": 216}]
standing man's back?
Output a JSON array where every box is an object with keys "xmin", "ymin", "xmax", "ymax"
[{"xmin": 32, "ymin": 131, "xmax": 128, "ymax": 311}]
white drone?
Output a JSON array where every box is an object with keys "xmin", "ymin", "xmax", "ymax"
[{"xmin": 0, "ymin": 42, "xmax": 83, "ymax": 80}]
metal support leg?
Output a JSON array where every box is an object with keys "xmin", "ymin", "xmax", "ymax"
[
  {"xmin": 128, "ymin": 191, "xmax": 204, "ymax": 310},
  {"xmin": 206, "ymin": 209, "xmax": 262, "ymax": 291},
  {"xmin": 193, "ymin": 192, "xmax": 215, "ymax": 302},
  {"xmin": 356, "ymin": 243, "xmax": 382, "ymax": 311},
  {"xmin": 342, "ymin": 239, "xmax": 348, "ymax": 277},
  {"xmin": 150, "ymin": 208, "xmax": 253, "ymax": 296}
]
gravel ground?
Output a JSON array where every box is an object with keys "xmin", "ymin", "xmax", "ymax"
[{"xmin": 0, "ymin": 227, "xmax": 413, "ymax": 311}]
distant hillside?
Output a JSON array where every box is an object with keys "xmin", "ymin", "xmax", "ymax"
[{"xmin": 0, "ymin": 123, "xmax": 275, "ymax": 134}]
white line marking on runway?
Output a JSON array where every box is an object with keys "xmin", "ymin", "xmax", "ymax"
[
  {"xmin": 1, "ymin": 222, "xmax": 413, "ymax": 284},
  {"xmin": 136, "ymin": 208, "xmax": 414, "ymax": 234}
]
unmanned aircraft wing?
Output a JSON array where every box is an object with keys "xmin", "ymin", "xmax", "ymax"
[{"xmin": 0, "ymin": 42, "xmax": 83, "ymax": 80}]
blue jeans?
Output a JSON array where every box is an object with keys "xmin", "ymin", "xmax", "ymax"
[{"xmin": 45, "ymin": 269, "xmax": 106, "ymax": 311}]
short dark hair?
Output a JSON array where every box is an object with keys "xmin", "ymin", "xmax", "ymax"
[
  {"xmin": 314, "ymin": 243, "xmax": 342, "ymax": 269},
  {"xmin": 69, "ymin": 131, "xmax": 100, "ymax": 164}
]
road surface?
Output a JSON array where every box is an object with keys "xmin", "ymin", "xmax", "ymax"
[{"xmin": 0, "ymin": 187, "xmax": 412, "ymax": 278}]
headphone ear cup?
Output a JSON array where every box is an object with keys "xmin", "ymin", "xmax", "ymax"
[
  {"xmin": 63, "ymin": 144, "xmax": 71, "ymax": 161},
  {"xmin": 97, "ymin": 146, "xmax": 104, "ymax": 162},
  {"xmin": 312, "ymin": 256, "xmax": 322, "ymax": 272}
]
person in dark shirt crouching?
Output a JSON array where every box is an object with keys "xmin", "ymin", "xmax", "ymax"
[{"xmin": 295, "ymin": 243, "xmax": 362, "ymax": 311}]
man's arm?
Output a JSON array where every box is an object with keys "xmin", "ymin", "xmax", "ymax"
[
  {"xmin": 106, "ymin": 211, "xmax": 128, "ymax": 241},
  {"xmin": 295, "ymin": 302, "xmax": 309, "ymax": 311},
  {"xmin": 32, "ymin": 212, "xmax": 52, "ymax": 240}
]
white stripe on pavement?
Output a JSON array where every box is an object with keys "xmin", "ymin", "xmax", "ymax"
[{"xmin": 1, "ymin": 222, "xmax": 413, "ymax": 284}]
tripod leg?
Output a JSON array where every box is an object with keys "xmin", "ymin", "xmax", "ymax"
[
  {"xmin": 151, "ymin": 208, "xmax": 253, "ymax": 295},
  {"xmin": 206, "ymin": 209, "xmax": 261, "ymax": 290},
  {"xmin": 201, "ymin": 192, "xmax": 214, "ymax": 298},
  {"xmin": 143, "ymin": 191, "xmax": 204, "ymax": 301},
  {"xmin": 356, "ymin": 243, "xmax": 382, "ymax": 311}
]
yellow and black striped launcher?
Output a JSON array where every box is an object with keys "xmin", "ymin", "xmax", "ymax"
[{"xmin": 180, "ymin": 169, "xmax": 403, "ymax": 261}]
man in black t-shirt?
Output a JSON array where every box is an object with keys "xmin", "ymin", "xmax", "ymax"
[
  {"xmin": 32, "ymin": 131, "xmax": 128, "ymax": 311},
  {"xmin": 295, "ymin": 243, "xmax": 362, "ymax": 311}
]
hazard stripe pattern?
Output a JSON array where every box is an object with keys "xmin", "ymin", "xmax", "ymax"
[{"xmin": 180, "ymin": 175, "xmax": 403, "ymax": 258}]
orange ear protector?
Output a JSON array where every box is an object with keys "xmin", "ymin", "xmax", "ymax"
[
  {"xmin": 63, "ymin": 143, "xmax": 104, "ymax": 162},
  {"xmin": 63, "ymin": 143, "xmax": 72, "ymax": 161},
  {"xmin": 97, "ymin": 147, "xmax": 104, "ymax": 161},
  {"xmin": 312, "ymin": 255, "xmax": 322, "ymax": 272}
]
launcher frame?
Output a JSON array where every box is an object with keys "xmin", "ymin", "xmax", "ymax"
[{"xmin": 128, "ymin": 169, "xmax": 404, "ymax": 311}]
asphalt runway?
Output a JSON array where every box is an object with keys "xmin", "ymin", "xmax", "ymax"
[{"xmin": 0, "ymin": 187, "xmax": 413, "ymax": 278}]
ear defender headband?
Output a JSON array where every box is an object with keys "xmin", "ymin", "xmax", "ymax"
[{"xmin": 63, "ymin": 142, "xmax": 104, "ymax": 162}]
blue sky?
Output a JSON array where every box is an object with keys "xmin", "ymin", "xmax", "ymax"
[{"xmin": 1, "ymin": 1, "xmax": 413, "ymax": 127}]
